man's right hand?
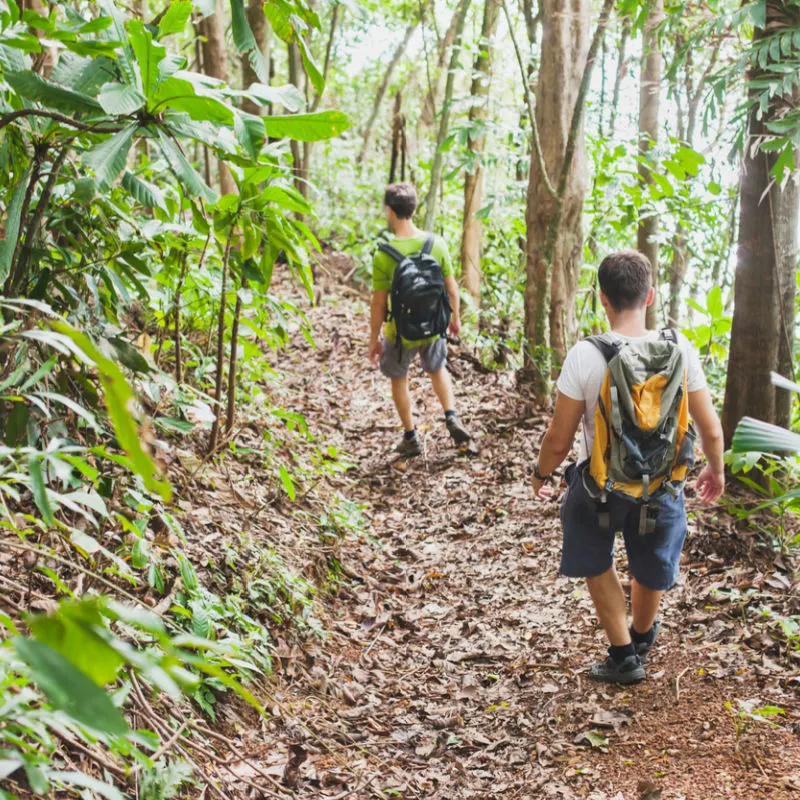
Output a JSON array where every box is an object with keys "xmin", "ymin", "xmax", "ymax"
[
  {"xmin": 368, "ymin": 339, "xmax": 383, "ymax": 367},
  {"xmin": 695, "ymin": 464, "xmax": 725, "ymax": 503}
]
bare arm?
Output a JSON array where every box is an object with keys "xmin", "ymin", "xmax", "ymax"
[
  {"xmin": 533, "ymin": 392, "xmax": 585, "ymax": 497},
  {"xmin": 444, "ymin": 275, "xmax": 461, "ymax": 334},
  {"xmin": 688, "ymin": 388, "xmax": 725, "ymax": 502},
  {"xmin": 368, "ymin": 290, "xmax": 388, "ymax": 365}
]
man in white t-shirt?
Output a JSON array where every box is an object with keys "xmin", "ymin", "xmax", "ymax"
[{"xmin": 532, "ymin": 250, "xmax": 725, "ymax": 684}]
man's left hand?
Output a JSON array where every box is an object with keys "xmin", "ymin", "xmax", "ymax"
[
  {"xmin": 532, "ymin": 475, "xmax": 555, "ymax": 499},
  {"xmin": 448, "ymin": 316, "xmax": 461, "ymax": 336}
]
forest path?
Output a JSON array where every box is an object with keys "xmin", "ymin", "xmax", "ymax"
[{"xmin": 232, "ymin": 254, "xmax": 799, "ymax": 800}]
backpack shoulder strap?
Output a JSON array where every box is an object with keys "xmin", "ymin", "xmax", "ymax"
[
  {"xmin": 421, "ymin": 233, "xmax": 435, "ymax": 256},
  {"xmin": 378, "ymin": 242, "xmax": 406, "ymax": 263},
  {"xmin": 586, "ymin": 334, "xmax": 623, "ymax": 364},
  {"xmin": 660, "ymin": 327, "xmax": 679, "ymax": 345}
]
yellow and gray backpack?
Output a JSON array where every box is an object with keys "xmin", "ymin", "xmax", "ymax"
[{"xmin": 583, "ymin": 329, "xmax": 696, "ymax": 534}]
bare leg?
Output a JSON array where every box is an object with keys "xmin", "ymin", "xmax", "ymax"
[
  {"xmin": 391, "ymin": 377, "xmax": 414, "ymax": 431},
  {"xmin": 631, "ymin": 578, "xmax": 663, "ymax": 634},
  {"xmin": 586, "ymin": 567, "xmax": 631, "ymax": 647},
  {"xmin": 429, "ymin": 367, "xmax": 455, "ymax": 413}
]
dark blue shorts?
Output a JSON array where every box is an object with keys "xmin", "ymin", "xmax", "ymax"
[{"xmin": 560, "ymin": 461, "xmax": 688, "ymax": 591}]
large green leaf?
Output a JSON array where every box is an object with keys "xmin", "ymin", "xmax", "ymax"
[
  {"xmin": 770, "ymin": 371, "xmax": 800, "ymax": 395},
  {"xmin": 234, "ymin": 110, "xmax": 265, "ymax": 159},
  {"xmin": 48, "ymin": 771, "xmax": 124, "ymax": 800},
  {"xmin": 240, "ymin": 82, "xmax": 303, "ymax": 112},
  {"xmin": 158, "ymin": 0, "xmax": 192, "ymax": 38},
  {"xmin": 6, "ymin": 70, "xmax": 102, "ymax": 113},
  {"xmin": 263, "ymin": 110, "xmax": 352, "ymax": 142},
  {"xmin": 29, "ymin": 601, "xmax": 125, "ymax": 686},
  {"xmin": 129, "ymin": 19, "xmax": 166, "ymax": 98},
  {"xmin": 122, "ymin": 171, "xmax": 166, "ymax": 210},
  {"xmin": 82, "ymin": 123, "xmax": 138, "ymax": 189},
  {"xmin": 230, "ymin": 0, "xmax": 268, "ymax": 83},
  {"xmin": 261, "ymin": 185, "xmax": 311, "ymax": 214},
  {"xmin": 156, "ymin": 129, "xmax": 218, "ymax": 204},
  {"xmin": 731, "ymin": 416, "xmax": 800, "ymax": 454},
  {"xmin": 28, "ymin": 455, "xmax": 54, "ymax": 525},
  {"xmin": 97, "ymin": 82, "xmax": 146, "ymax": 115},
  {"xmin": 297, "ymin": 34, "xmax": 324, "ymax": 95},
  {"xmin": 49, "ymin": 320, "xmax": 171, "ymax": 500},
  {"xmin": 14, "ymin": 637, "xmax": 129, "ymax": 736},
  {"xmin": 0, "ymin": 177, "xmax": 28, "ymax": 284}
]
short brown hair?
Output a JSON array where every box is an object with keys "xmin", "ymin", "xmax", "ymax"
[
  {"xmin": 384, "ymin": 182, "xmax": 417, "ymax": 219},
  {"xmin": 598, "ymin": 250, "xmax": 652, "ymax": 311}
]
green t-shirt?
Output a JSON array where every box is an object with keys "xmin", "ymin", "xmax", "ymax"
[{"xmin": 372, "ymin": 232, "xmax": 452, "ymax": 348}]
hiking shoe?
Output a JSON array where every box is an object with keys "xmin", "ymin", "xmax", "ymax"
[
  {"xmin": 588, "ymin": 654, "xmax": 646, "ymax": 685},
  {"xmin": 446, "ymin": 415, "xmax": 472, "ymax": 445},
  {"xmin": 394, "ymin": 435, "xmax": 421, "ymax": 457},
  {"xmin": 631, "ymin": 618, "xmax": 661, "ymax": 663}
]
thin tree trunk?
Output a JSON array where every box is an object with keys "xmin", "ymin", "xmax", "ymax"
[
  {"xmin": 226, "ymin": 276, "xmax": 245, "ymax": 433},
  {"xmin": 423, "ymin": 0, "xmax": 472, "ymax": 231},
  {"xmin": 722, "ymin": 1, "xmax": 800, "ymax": 443},
  {"xmin": 389, "ymin": 92, "xmax": 403, "ymax": 183},
  {"xmin": 208, "ymin": 224, "xmax": 237, "ymax": 454},
  {"xmin": 608, "ymin": 16, "xmax": 631, "ymax": 138},
  {"xmin": 288, "ymin": 41, "xmax": 306, "ymax": 194},
  {"xmin": 524, "ymin": 0, "xmax": 615, "ymax": 402},
  {"xmin": 668, "ymin": 38, "xmax": 721, "ymax": 325},
  {"xmin": 241, "ymin": 0, "xmax": 267, "ymax": 115},
  {"xmin": 198, "ymin": 1, "xmax": 237, "ymax": 196},
  {"xmin": 638, "ymin": 0, "xmax": 663, "ymax": 330},
  {"xmin": 358, "ymin": 22, "xmax": 418, "ymax": 165},
  {"xmin": 460, "ymin": 0, "xmax": 500, "ymax": 305},
  {"xmin": 421, "ymin": 4, "xmax": 461, "ymax": 126}
]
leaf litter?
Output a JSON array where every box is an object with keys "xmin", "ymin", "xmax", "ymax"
[{"xmin": 194, "ymin": 252, "xmax": 800, "ymax": 800}]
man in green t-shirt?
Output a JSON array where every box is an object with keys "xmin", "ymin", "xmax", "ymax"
[{"xmin": 368, "ymin": 183, "xmax": 472, "ymax": 456}]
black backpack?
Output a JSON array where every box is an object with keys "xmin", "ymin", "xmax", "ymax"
[{"xmin": 378, "ymin": 233, "xmax": 451, "ymax": 345}]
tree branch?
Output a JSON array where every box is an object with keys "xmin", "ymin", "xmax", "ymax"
[
  {"xmin": 501, "ymin": 0, "xmax": 555, "ymax": 198},
  {"xmin": 0, "ymin": 108, "xmax": 122, "ymax": 134}
]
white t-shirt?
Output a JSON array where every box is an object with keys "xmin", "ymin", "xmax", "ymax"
[{"xmin": 556, "ymin": 331, "xmax": 707, "ymax": 462}]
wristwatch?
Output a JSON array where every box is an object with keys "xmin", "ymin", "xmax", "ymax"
[{"xmin": 533, "ymin": 466, "xmax": 551, "ymax": 482}]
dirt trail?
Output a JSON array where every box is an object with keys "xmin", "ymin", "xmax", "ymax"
[{"xmin": 224, "ymin": 256, "xmax": 800, "ymax": 799}]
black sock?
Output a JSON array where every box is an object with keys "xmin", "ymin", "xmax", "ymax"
[
  {"xmin": 631, "ymin": 624, "xmax": 656, "ymax": 645},
  {"xmin": 608, "ymin": 643, "xmax": 636, "ymax": 664},
  {"xmin": 404, "ymin": 429, "xmax": 417, "ymax": 441},
  {"xmin": 444, "ymin": 410, "xmax": 456, "ymax": 421}
]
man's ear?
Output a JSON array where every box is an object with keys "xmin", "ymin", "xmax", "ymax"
[
  {"xmin": 599, "ymin": 290, "xmax": 612, "ymax": 312},
  {"xmin": 644, "ymin": 287, "xmax": 655, "ymax": 308}
]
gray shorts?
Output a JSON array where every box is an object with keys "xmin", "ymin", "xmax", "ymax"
[{"xmin": 379, "ymin": 336, "xmax": 447, "ymax": 379}]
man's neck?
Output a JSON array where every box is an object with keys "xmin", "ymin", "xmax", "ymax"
[
  {"xmin": 607, "ymin": 309, "xmax": 649, "ymax": 338},
  {"xmin": 392, "ymin": 220, "xmax": 418, "ymax": 239}
]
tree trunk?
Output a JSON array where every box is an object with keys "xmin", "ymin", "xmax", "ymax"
[
  {"xmin": 241, "ymin": 0, "xmax": 268, "ymax": 115},
  {"xmin": 460, "ymin": 0, "xmax": 500, "ymax": 305},
  {"xmin": 423, "ymin": 0, "xmax": 472, "ymax": 231},
  {"xmin": 525, "ymin": 0, "xmax": 591, "ymax": 371},
  {"xmin": 198, "ymin": 1, "xmax": 237, "ymax": 196},
  {"xmin": 638, "ymin": 0, "xmax": 663, "ymax": 330},
  {"xmin": 358, "ymin": 23, "xmax": 418, "ymax": 165},
  {"xmin": 421, "ymin": 4, "xmax": 461, "ymax": 126},
  {"xmin": 722, "ymin": 2, "xmax": 800, "ymax": 443},
  {"xmin": 608, "ymin": 16, "xmax": 630, "ymax": 137},
  {"xmin": 524, "ymin": 0, "xmax": 614, "ymax": 401},
  {"xmin": 288, "ymin": 41, "xmax": 306, "ymax": 195},
  {"xmin": 23, "ymin": 0, "xmax": 56, "ymax": 77}
]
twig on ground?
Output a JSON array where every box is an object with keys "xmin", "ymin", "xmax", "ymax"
[{"xmin": 675, "ymin": 665, "xmax": 692, "ymax": 701}]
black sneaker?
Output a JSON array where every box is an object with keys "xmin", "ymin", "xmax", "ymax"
[
  {"xmin": 588, "ymin": 654, "xmax": 646, "ymax": 685},
  {"xmin": 394, "ymin": 435, "xmax": 421, "ymax": 457},
  {"xmin": 630, "ymin": 618, "xmax": 661, "ymax": 663},
  {"xmin": 446, "ymin": 415, "xmax": 472, "ymax": 445}
]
